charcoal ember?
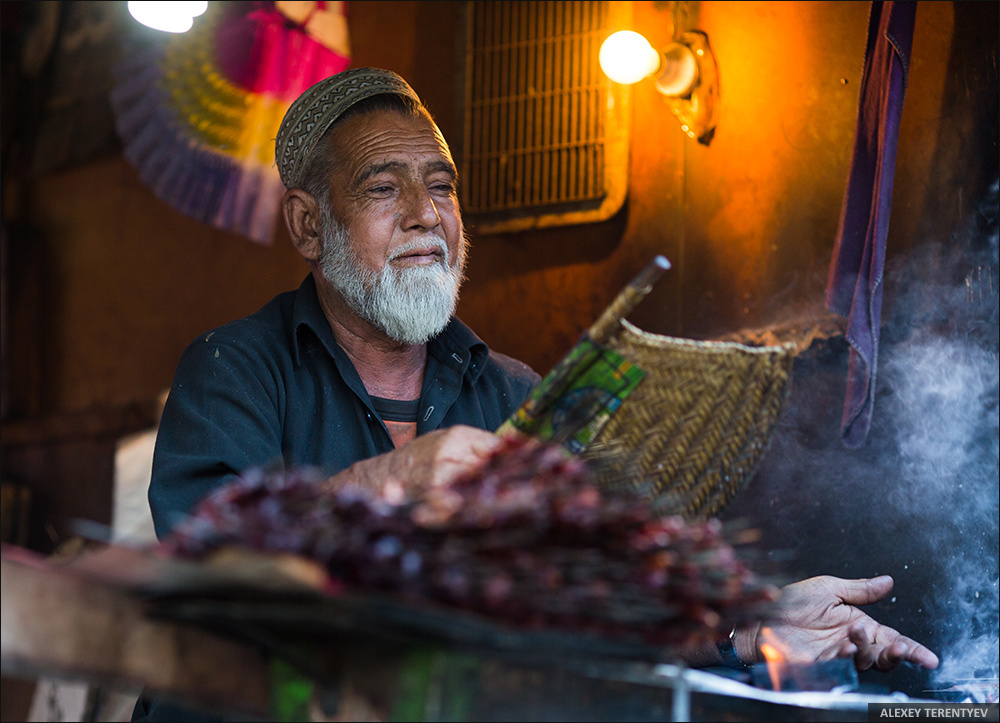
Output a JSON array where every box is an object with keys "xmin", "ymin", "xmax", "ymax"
[{"xmin": 163, "ymin": 437, "xmax": 777, "ymax": 647}]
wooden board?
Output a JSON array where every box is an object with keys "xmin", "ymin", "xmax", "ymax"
[{"xmin": 0, "ymin": 547, "xmax": 270, "ymax": 718}]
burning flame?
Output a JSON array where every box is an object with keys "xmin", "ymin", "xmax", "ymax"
[
  {"xmin": 760, "ymin": 633, "xmax": 787, "ymax": 691},
  {"xmin": 757, "ymin": 626, "xmax": 860, "ymax": 693}
]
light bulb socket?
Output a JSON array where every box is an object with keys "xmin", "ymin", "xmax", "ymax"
[
  {"xmin": 654, "ymin": 43, "xmax": 699, "ymax": 98},
  {"xmin": 661, "ymin": 31, "xmax": 720, "ymax": 145}
]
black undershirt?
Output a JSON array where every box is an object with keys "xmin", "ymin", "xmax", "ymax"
[
  {"xmin": 370, "ymin": 395, "xmax": 420, "ymax": 447},
  {"xmin": 369, "ymin": 396, "xmax": 420, "ymax": 423}
]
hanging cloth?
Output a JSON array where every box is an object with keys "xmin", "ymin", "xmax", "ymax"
[{"xmin": 826, "ymin": 1, "xmax": 916, "ymax": 448}]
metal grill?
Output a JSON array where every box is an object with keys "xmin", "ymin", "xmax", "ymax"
[{"xmin": 461, "ymin": 1, "xmax": 631, "ymax": 233}]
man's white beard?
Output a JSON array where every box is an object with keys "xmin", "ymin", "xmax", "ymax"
[{"xmin": 318, "ymin": 210, "xmax": 465, "ymax": 345}]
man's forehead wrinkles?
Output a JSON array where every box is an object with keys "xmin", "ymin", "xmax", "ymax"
[{"xmin": 346, "ymin": 125, "xmax": 445, "ymax": 154}]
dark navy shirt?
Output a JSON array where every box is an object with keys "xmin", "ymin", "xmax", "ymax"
[{"xmin": 149, "ymin": 274, "xmax": 539, "ymax": 538}]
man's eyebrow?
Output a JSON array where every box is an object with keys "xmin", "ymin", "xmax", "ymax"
[
  {"xmin": 354, "ymin": 161, "xmax": 407, "ymax": 187},
  {"xmin": 422, "ymin": 160, "xmax": 458, "ymax": 179},
  {"xmin": 354, "ymin": 159, "xmax": 458, "ymax": 187}
]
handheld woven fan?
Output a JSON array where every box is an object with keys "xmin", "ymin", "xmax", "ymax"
[{"xmin": 498, "ymin": 256, "xmax": 796, "ymax": 520}]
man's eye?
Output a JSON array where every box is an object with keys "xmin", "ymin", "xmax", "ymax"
[
  {"xmin": 431, "ymin": 183, "xmax": 456, "ymax": 194},
  {"xmin": 368, "ymin": 185, "xmax": 394, "ymax": 195}
]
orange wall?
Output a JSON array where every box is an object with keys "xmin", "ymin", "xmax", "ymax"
[
  {"xmin": 4, "ymin": 0, "xmax": 997, "ymax": 416},
  {"xmin": 9, "ymin": 156, "xmax": 307, "ymax": 413},
  {"xmin": 461, "ymin": 0, "xmax": 992, "ymax": 372}
]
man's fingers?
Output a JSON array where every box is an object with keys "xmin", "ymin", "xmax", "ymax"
[
  {"xmin": 470, "ymin": 431, "xmax": 504, "ymax": 457},
  {"xmin": 856, "ymin": 650, "xmax": 877, "ymax": 671},
  {"xmin": 837, "ymin": 575, "xmax": 894, "ymax": 606},
  {"xmin": 440, "ymin": 425, "xmax": 503, "ymax": 458},
  {"xmin": 876, "ymin": 641, "xmax": 910, "ymax": 671},
  {"xmin": 896, "ymin": 638, "xmax": 940, "ymax": 670},
  {"xmin": 851, "ymin": 624, "xmax": 940, "ymax": 672},
  {"xmin": 912, "ymin": 646, "xmax": 940, "ymax": 670},
  {"xmin": 848, "ymin": 621, "xmax": 874, "ymax": 646},
  {"xmin": 424, "ymin": 426, "xmax": 504, "ymax": 487},
  {"xmin": 867, "ymin": 626, "xmax": 940, "ymax": 671},
  {"xmin": 848, "ymin": 622, "xmax": 877, "ymax": 671},
  {"xmin": 835, "ymin": 640, "xmax": 858, "ymax": 660}
]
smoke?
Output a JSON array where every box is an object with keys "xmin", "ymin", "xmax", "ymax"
[
  {"xmin": 886, "ymin": 182, "xmax": 999, "ymax": 702},
  {"xmin": 724, "ymin": 179, "xmax": 999, "ymax": 699},
  {"xmin": 899, "ymin": 183, "xmax": 1000, "ymax": 703},
  {"xmin": 883, "ymin": 336, "xmax": 998, "ymax": 524},
  {"xmin": 883, "ymin": 334, "xmax": 999, "ymax": 702},
  {"xmin": 930, "ymin": 563, "xmax": 1000, "ymax": 702}
]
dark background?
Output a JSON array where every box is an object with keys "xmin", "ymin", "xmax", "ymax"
[{"xmin": 1, "ymin": 0, "xmax": 997, "ymax": 713}]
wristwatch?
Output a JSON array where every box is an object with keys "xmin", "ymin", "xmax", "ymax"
[{"xmin": 716, "ymin": 626, "xmax": 754, "ymax": 670}]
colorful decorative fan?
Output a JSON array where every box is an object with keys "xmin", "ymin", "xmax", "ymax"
[{"xmin": 110, "ymin": 1, "xmax": 351, "ymax": 243}]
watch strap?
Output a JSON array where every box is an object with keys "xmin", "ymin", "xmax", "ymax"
[{"xmin": 716, "ymin": 626, "xmax": 754, "ymax": 670}]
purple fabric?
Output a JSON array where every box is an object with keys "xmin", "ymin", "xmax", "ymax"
[{"xmin": 826, "ymin": 1, "xmax": 916, "ymax": 448}]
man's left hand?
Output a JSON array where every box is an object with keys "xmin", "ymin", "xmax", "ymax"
[{"xmin": 737, "ymin": 575, "xmax": 939, "ymax": 672}]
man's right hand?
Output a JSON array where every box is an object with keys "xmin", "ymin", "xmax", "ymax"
[{"xmin": 325, "ymin": 425, "xmax": 504, "ymax": 496}]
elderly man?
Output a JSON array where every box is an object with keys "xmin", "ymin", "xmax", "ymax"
[
  {"xmin": 149, "ymin": 68, "xmax": 536, "ymax": 541},
  {"xmin": 137, "ymin": 68, "xmax": 936, "ymax": 721}
]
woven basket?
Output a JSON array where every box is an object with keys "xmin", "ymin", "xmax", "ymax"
[
  {"xmin": 582, "ymin": 320, "xmax": 795, "ymax": 520},
  {"xmin": 499, "ymin": 257, "xmax": 796, "ymax": 520}
]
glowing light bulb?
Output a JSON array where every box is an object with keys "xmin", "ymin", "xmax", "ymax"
[
  {"xmin": 599, "ymin": 31, "xmax": 661, "ymax": 85},
  {"xmin": 128, "ymin": 1, "xmax": 208, "ymax": 33}
]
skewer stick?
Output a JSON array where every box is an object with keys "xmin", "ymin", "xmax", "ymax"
[{"xmin": 587, "ymin": 255, "xmax": 671, "ymax": 345}]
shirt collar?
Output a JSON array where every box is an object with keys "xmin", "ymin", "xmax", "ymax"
[
  {"xmin": 428, "ymin": 315, "xmax": 490, "ymax": 384},
  {"xmin": 290, "ymin": 273, "xmax": 489, "ymax": 384},
  {"xmin": 290, "ymin": 274, "xmax": 339, "ymax": 367}
]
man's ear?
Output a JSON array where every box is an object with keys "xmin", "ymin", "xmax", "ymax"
[{"xmin": 282, "ymin": 188, "xmax": 323, "ymax": 262}]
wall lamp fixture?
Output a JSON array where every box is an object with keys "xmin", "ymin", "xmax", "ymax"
[{"xmin": 599, "ymin": 29, "xmax": 719, "ymax": 144}]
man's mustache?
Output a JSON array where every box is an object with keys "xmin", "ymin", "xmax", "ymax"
[{"xmin": 388, "ymin": 235, "xmax": 450, "ymax": 266}]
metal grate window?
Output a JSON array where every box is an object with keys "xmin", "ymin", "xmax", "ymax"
[{"xmin": 461, "ymin": 1, "xmax": 632, "ymax": 233}]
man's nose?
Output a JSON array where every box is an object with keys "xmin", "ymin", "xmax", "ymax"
[{"xmin": 401, "ymin": 184, "xmax": 442, "ymax": 230}]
